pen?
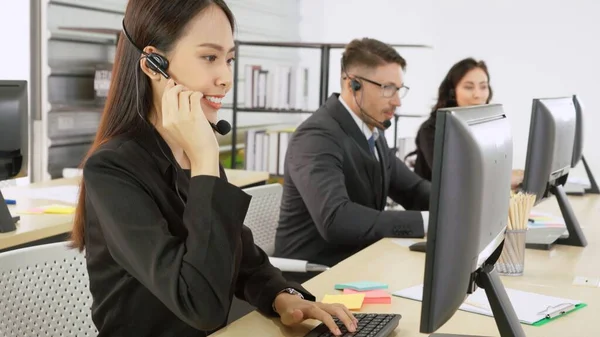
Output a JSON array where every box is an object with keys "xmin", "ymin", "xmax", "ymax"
[{"xmin": 5, "ymin": 199, "xmax": 16, "ymax": 205}]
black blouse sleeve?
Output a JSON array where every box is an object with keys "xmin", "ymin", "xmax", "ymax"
[
  {"xmin": 417, "ymin": 120, "xmax": 437, "ymax": 170},
  {"xmin": 83, "ymin": 147, "xmax": 281, "ymax": 331},
  {"xmin": 234, "ymin": 226, "xmax": 315, "ymax": 316}
]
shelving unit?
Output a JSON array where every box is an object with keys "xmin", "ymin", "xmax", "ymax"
[
  {"xmin": 229, "ymin": 41, "xmax": 431, "ymax": 169},
  {"xmin": 29, "ymin": 0, "xmax": 307, "ymax": 182}
]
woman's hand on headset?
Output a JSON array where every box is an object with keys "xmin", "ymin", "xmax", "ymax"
[{"xmin": 161, "ymin": 79, "xmax": 219, "ymax": 177}]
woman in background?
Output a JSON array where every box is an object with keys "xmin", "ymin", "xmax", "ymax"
[
  {"xmin": 408, "ymin": 58, "xmax": 523, "ymax": 188},
  {"xmin": 71, "ymin": 0, "xmax": 356, "ymax": 336}
]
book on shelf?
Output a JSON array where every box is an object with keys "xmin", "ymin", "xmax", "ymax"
[
  {"xmin": 245, "ymin": 125, "xmax": 297, "ymax": 175},
  {"xmin": 243, "ymin": 64, "xmax": 309, "ymax": 110}
]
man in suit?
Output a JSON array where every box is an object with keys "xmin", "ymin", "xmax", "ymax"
[{"xmin": 274, "ymin": 38, "xmax": 431, "ymax": 271}]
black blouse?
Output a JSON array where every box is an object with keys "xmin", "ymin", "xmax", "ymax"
[
  {"xmin": 82, "ymin": 124, "xmax": 313, "ymax": 337},
  {"xmin": 412, "ymin": 116, "xmax": 437, "ymax": 181}
]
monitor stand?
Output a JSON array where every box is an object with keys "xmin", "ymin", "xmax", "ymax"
[
  {"xmin": 430, "ymin": 263, "xmax": 526, "ymax": 337},
  {"xmin": 581, "ymin": 155, "xmax": 599, "ymax": 194},
  {"xmin": 552, "ymin": 184, "xmax": 587, "ymax": 247},
  {"xmin": 0, "ymin": 189, "xmax": 18, "ymax": 233}
]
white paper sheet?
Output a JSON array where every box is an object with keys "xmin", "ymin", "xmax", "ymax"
[
  {"xmin": 393, "ymin": 284, "xmax": 582, "ymax": 325},
  {"xmin": 20, "ymin": 186, "xmax": 80, "ymax": 204},
  {"xmin": 268, "ymin": 257, "xmax": 307, "ymax": 273}
]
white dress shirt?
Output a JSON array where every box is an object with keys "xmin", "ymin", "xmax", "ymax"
[
  {"xmin": 339, "ymin": 96, "xmax": 428, "ymax": 233},
  {"xmin": 339, "ymin": 96, "xmax": 380, "ymax": 161}
]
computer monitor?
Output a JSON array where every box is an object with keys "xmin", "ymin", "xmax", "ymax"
[
  {"xmin": 521, "ymin": 97, "xmax": 587, "ymax": 247},
  {"xmin": 0, "ymin": 80, "xmax": 28, "ymax": 233},
  {"xmin": 420, "ymin": 104, "xmax": 525, "ymax": 337},
  {"xmin": 570, "ymin": 95, "xmax": 598, "ymax": 194}
]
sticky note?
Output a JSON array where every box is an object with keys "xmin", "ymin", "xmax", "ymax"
[
  {"xmin": 343, "ymin": 289, "xmax": 392, "ymax": 304},
  {"xmin": 334, "ymin": 281, "xmax": 388, "ymax": 291},
  {"xmin": 43, "ymin": 205, "xmax": 76, "ymax": 214},
  {"xmin": 17, "ymin": 204, "xmax": 76, "ymax": 215},
  {"xmin": 322, "ymin": 293, "xmax": 365, "ymax": 310}
]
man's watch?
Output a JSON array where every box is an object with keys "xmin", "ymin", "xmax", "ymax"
[{"xmin": 273, "ymin": 288, "xmax": 304, "ymax": 313}]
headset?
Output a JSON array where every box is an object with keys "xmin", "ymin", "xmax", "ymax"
[
  {"xmin": 121, "ymin": 19, "xmax": 231, "ymax": 135},
  {"xmin": 343, "ymin": 68, "xmax": 392, "ymax": 130}
]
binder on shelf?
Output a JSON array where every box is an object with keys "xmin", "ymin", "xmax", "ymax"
[
  {"xmin": 242, "ymin": 64, "xmax": 309, "ymax": 111},
  {"xmin": 244, "ymin": 125, "xmax": 296, "ymax": 175},
  {"xmin": 393, "ymin": 284, "xmax": 586, "ymax": 326}
]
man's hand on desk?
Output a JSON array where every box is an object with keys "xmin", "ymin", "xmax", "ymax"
[{"xmin": 274, "ymin": 293, "xmax": 358, "ymax": 336}]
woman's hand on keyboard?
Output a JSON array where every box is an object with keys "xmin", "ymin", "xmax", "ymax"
[{"xmin": 274, "ymin": 294, "xmax": 358, "ymax": 335}]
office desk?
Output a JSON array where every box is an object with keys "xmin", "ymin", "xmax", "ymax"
[
  {"xmin": 0, "ymin": 169, "xmax": 269, "ymax": 251},
  {"xmin": 213, "ymin": 195, "xmax": 600, "ymax": 337}
]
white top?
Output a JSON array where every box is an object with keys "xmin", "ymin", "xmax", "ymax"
[{"xmin": 338, "ymin": 96, "xmax": 428, "ymax": 233}]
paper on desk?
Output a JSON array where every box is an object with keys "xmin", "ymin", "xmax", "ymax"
[
  {"xmin": 322, "ymin": 293, "xmax": 365, "ymax": 310},
  {"xmin": 20, "ymin": 186, "xmax": 79, "ymax": 204},
  {"xmin": 567, "ymin": 175, "xmax": 590, "ymax": 187},
  {"xmin": 393, "ymin": 284, "xmax": 583, "ymax": 325},
  {"xmin": 391, "ymin": 239, "xmax": 416, "ymax": 247},
  {"xmin": 528, "ymin": 211, "xmax": 566, "ymax": 229}
]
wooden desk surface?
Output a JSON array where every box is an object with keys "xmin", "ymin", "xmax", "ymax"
[
  {"xmin": 0, "ymin": 169, "xmax": 269, "ymax": 250},
  {"xmin": 213, "ymin": 195, "xmax": 600, "ymax": 337}
]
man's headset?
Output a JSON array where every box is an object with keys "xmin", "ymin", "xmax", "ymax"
[
  {"xmin": 121, "ymin": 19, "xmax": 231, "ymax": 135},
  {"xmin": 344, "ymin": 70, "xmax": 392, "ymax": 130}
]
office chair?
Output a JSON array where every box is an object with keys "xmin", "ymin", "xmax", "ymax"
[
  {"xmin": 0, "ymin": 242, "xmax": 97, "ymax": 336},
  {"xmin": 243, "ymin": 183, "xmax": 329, "ymax": 273}
]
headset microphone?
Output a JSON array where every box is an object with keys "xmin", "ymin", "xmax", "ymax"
[{"xmin": 210, "ymin": 120, "xmax": 231, "ymax": 135}]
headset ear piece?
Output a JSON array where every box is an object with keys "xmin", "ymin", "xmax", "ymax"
[
  {"xmin": 144, "ymin": 53, "xmax": 170, "ymax": 79},
  {"xmin": 350, "ymin": 79, "xmax": 361, "ymax": 91}
]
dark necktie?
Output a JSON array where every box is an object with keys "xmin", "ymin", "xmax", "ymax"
[{"xmin": 368, "ymin": 135, "xmax": 376, "ymax": 157}]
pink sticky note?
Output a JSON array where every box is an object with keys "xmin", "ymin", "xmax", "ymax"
[{"xmin": 343, "ymin": 289, "xmax": 391, "ymax": 304}]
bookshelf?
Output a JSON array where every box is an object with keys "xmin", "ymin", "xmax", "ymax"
[{"xmin": 229, "ymin": 41, "xmax": 431, "ymax": 169}]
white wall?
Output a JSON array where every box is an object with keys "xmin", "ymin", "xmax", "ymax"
[
  {"xmin": 0, "ymin": 0, "xmax": 29, "ymax": 80},
  {"xmin": 299, "ymin": 0, "xmax": 600, "ymax": 179},
  {"xmin": 430, "ymin": 0, "xmax": 600, "ymax": 178}
]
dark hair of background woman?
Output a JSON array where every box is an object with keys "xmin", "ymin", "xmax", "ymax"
[
  {"xmin": 71, "ymin": 0, "xmax": 235, "ymax": 251},
  {"xmin": 403, "ymin": 58, "xmax": 493, "ymax": 163},
  {"xmin": 429, "ymin": 57, "xmax": 493, "ymax": 119}
]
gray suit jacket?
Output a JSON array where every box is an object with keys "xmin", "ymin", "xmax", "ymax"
[{"xmin": 274, "ymin": 94, "xmax": 430, "ymax": 267}]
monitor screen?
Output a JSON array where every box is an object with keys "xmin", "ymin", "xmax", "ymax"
[
  {"xmin": 0, "ymin": 80, "xmax": 28, "ymax": 180},
  {"xmin": 420, "ymin": 104, "xmax": 513, "ymax": 333},
  {"xmin": 522, "ymin": 97, "xmax": 576, "ymax": 204},
  {"xmin": 571, "ymin": 95, "xmax": 583, "ymax": 168}
]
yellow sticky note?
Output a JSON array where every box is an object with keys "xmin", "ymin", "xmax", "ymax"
[
  {"xmin": 322, "ymin": 293, "xmax": 365, "ymax": 310},
  {"xmin": 43, "ymin": 205, "xmax": 76, "ymax": 214}
]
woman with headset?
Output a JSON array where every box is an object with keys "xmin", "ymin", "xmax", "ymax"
[
  {"xmin": 407, "ymin": 58, "xmax": 523, "ymax": 188},
  {"xmin": 71, "ymin": 1, "xmax": 357, "ymax": 336}
]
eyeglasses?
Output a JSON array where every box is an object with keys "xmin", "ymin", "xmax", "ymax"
[{"xmin": 354, "ymin": 75, "xmax": 410, "ymax": 98}]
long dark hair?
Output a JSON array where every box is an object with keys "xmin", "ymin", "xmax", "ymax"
[
  {"xmin": 71, "ymin": 0, "xmax": 235, "ymax": 251},
  {"xmin": 404, "ymin": 58, "xmax": 492, "ymax": 163},
  {"xmin": 429, "ymin": 58, "xmax": 493, "ymax": 118}
]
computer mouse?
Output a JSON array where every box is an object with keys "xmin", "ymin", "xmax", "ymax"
[{"xmin": 409, "ymin": 241, "xmax": 427, "ymax": 253}]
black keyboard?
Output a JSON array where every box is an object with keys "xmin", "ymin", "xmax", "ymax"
[{"xmin": 304, "ymin": 313, "xmax": 401, "ymax": 337}]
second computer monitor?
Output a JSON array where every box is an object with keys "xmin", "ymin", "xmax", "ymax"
[
  {"xmin": 521, "ymin": 97, "xmax": 586, "ymax": 247},
  {"xmin": 522, "ymin": 97, "xmax": 576, "ymax": 205},
  {"xmin": 420, "ymin": 104, "xmax": 524, "ymax": 336}
]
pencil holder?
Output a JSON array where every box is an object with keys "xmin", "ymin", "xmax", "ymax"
[{"xmin": 496, "ymin": 229, "xmax": 528, "ymax": 276}]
